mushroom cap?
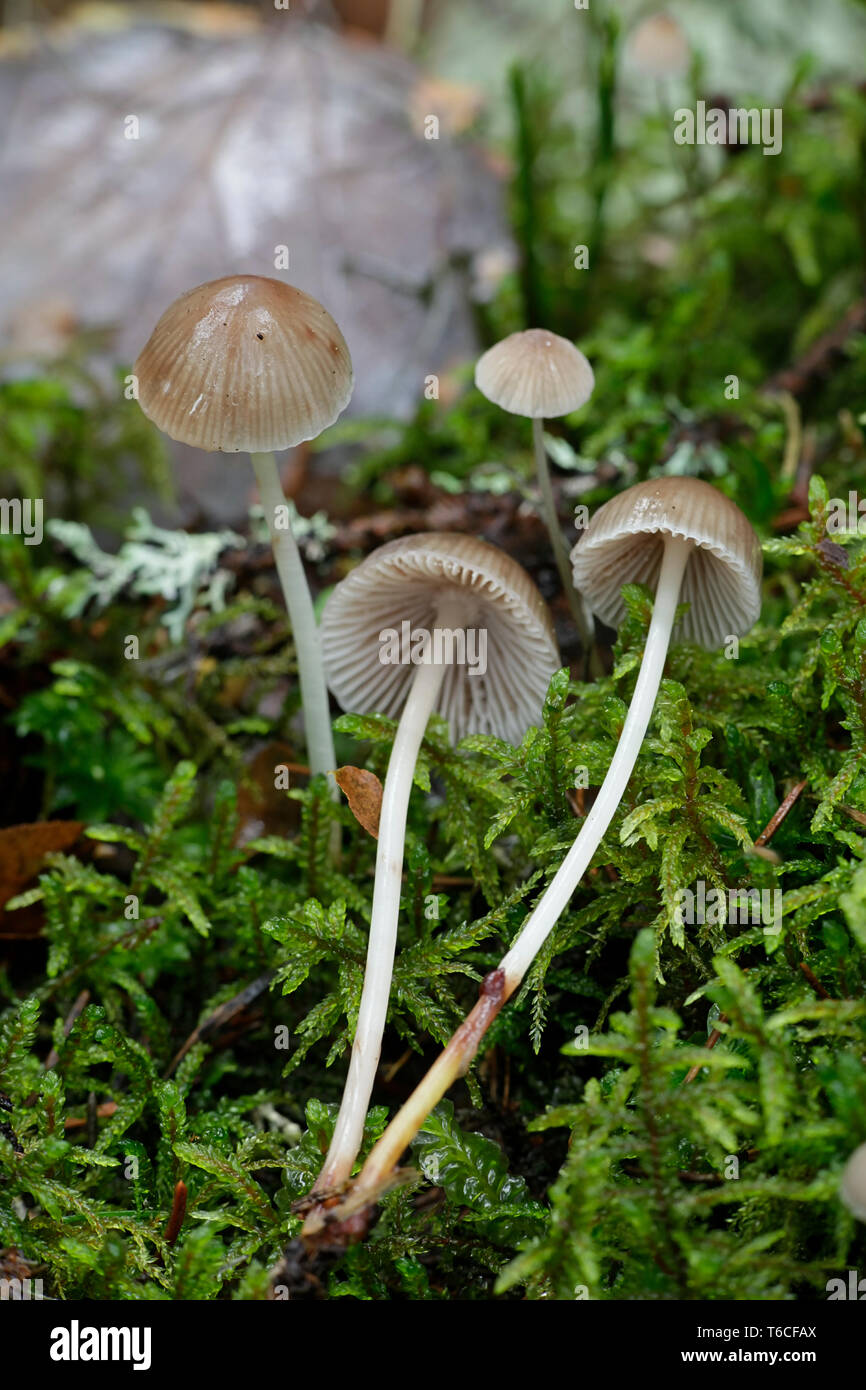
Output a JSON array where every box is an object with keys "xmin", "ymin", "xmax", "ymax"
[
  {"xmin": 840, "ymin": 1142, "xmax": 866, "ymax": 1222},
  {"xmin": 321, "ymin": 532, "xmax": 560, "ymax": 746},
  {"xmin": 628, "ymin": 13, "xmax": 690, "ymax": 77},
  {"xmin": 570, "ymin": 477, "xmax": 762, "ymax": 649},
  {"xmin": 474, "ymin": 328, "xmax": 594, "ymax": 419},
  {"xmin": 133, "ymin": 275, "xmax": 353, "ymax": 453}
]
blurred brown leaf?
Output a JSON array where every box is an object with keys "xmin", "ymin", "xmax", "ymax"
[
  {"xmin": 0, "ymin": 821, "xmax": 83, "ymax": 938},
  {"xmin": 409, "ymin": 76, "xmax": 484, "ymax": 136},
  {"xmin": 335, "ymin": 766, "xmax": 382, "ymax": 839},
  {"xmin": 234, "ymin": 742, "xmax": 302, "ymax": 848}
]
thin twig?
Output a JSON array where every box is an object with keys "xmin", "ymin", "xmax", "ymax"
[
  {"xmin": 799, "ymin": 962, "xmax": 831, "ymax": 1000},
  {"xmin": 64, "ymin": 1102, "xmax": 117, "ymax": 1131},
  {"xmin": 776, "ymin": 391, "xmax": 802, "ymax": 485},
  {"xmin": 165, "ymin": 970, "xmax": 275, "ymax": 1077},
  {"xmin": 754, "ymin": 779, "xmax": 807, "ymax": 846},
  {"xmin": 683, "ymin": 1020, "xmax": 726, "ymax": 1086},
  {"xmin": 382, "ymin": 1047, "xmax": 413, "ymax": 1084},
  {"xmin": 35, "ymin": 918, "xmax": 163, "ymax": 1000},
  {"xmin": 44, "ymin": 989, "xmax": 90, "ymax": 1071},
  {"xmin": 765, "ymin": 299, "xmax": 866, "ymax": 397},
  {"xmin": 164, "ymin": 1180, "xmax": 188, "ymax": 1247}
]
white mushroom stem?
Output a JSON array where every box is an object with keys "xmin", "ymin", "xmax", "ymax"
[
  {"xmin": 338, "ymin": 534, "xmax": 692, "ymax": 1206},
  {"xmin": 499, "ymin": 533, "xmax": 691, "ymax": 983},
  {"xmin": 250, "ymin": 452, "xmax": 337, "ymax": 796},
  {"xmin": 313, "ymin": 597, "xmax": 465, "ymax": 1193},
  {"xmin": 531, "ymin": 418, "xmax": 599, "ymax": 674}
]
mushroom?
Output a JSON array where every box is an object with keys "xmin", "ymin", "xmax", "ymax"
[
  {"xmin": 840, "ymin": 1142, "xmax": 866, "ymax": 1222},
  {"xmin": 326, "ymin": 478, "xmax": 761, "ymax": 1218},
  {"xmin": 134, "ymin": 274, "xmax": 353, "ymax": 788},
  {"xmin": 627, "ymin": 12, "xmax": 690, "ymax": 78},
  {"xmin": 312, "ymin": 531, "xmax": 560, "ymax": 1193},
  {"xmin": 475, "ymin": 328, "xmax": 597, "ymax": 667},
  {"xmin": 500, "ymin": 475, "xmax": 762, "ymax": 982}
]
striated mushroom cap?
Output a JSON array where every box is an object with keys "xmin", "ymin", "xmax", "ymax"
[
  {"xmin": 475, "ymin": 328, "xmax": 594, "ymax": 419},
  {"xmin": 570, "ymin": 476, "xmax": 762, "ymax": 649},
  {"xmin": 134, "ymin": 275, "xmax": 353, "ymax": 453},
  {"xmin": 321, "ymin": 532, "xmax": 560, "ymax": 746}
]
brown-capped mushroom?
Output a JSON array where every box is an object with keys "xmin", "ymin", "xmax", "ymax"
[
  {"xmin": 475, "ymin": 329, "xmax": 597, "ymax": 665},
  {"xmin": 134, "ymin": 274, "xmax": 353, "ymax": 787},
  {"xmin": 312, "ymin": 532, "xmax": 560, "ymax": 1193}
]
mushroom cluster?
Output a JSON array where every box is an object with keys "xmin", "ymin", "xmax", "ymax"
[
  {"xmin": 132, "ymin": 278, "xmax": 764, "ymax": 1232},
  {"xmin": 326, "ymin": 476, "xmax": 763, "ymax": 1218}
]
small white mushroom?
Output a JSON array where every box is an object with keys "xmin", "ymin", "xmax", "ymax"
[{"xmin": 475, "ymin": 329, "xmax": 596, "ymax": 661}]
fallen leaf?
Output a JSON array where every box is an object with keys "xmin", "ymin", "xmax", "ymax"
[
  {"xmin": 334, "ymin": 766, "xmax": 383, "ymax": 839},
  {"xmin": 234, "ymin": 742, "xmax": 303, "ymax": 848},
  {"xmin": 0, "ymin": 1248, "xmax": 40, "ymax": 1284},
  {"xmin": 0, "ymin": 821, "xmax": 83, "ymax": 937}
]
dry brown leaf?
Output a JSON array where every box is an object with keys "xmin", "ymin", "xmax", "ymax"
[
  {"xmin": 0, "ymin": 821, "xmax": 83, "ymax": 937},
  {"xmin": 234, "ymin": 742, "xmax": 303, "ymax": 848},
  {"xmin": 334, "ymin": 766, "xmax": 383, "ymax": 839}
]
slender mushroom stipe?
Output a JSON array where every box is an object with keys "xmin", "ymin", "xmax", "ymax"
[
  {"xmin": 840, "ymin": 1141, "xmax": 866, "ymax": 1222},
  {"xmin": 322, "ymin": 478, "xmax": 761, "ymax": 1217}
]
